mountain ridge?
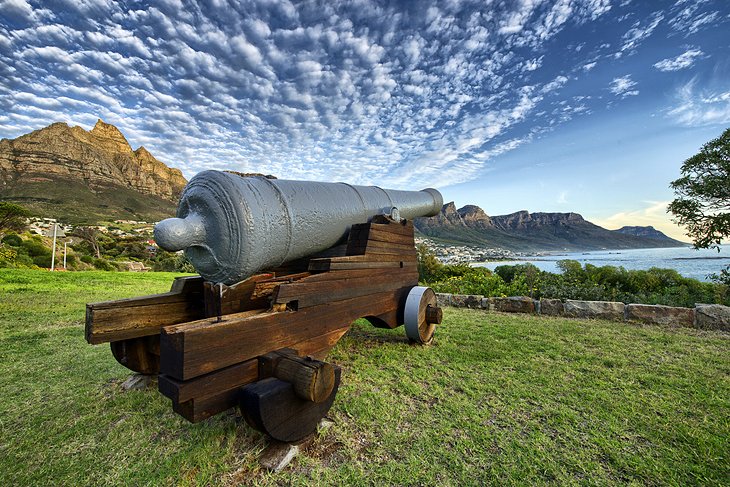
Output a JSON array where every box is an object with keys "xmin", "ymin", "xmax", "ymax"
[
  {"xmin": 0, "ymin": 120, "xmax": 187, "ymax": 223},
  {"xmin": 414, "ymin": 203, "xmax": 687, "ymax": 252}
]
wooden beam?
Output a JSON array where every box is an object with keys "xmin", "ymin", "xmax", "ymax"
[
  {"xmin": 86, "ymin": 276, "xmax": 205, "ymax": 344},
  {"xmin": 160, "ymin": 291, "xmax": 401, "ymax": 381}
]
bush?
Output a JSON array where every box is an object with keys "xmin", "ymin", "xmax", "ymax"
[
  {"xmin": 22, "ymin": 239, "xmax": 51, "ymax": 258},
  {"xmin": 80, "ymin": 255, "xmax": 94, "ymax": 264},
  {"xmin": 427, "ymin": 260, "xmax": 729, "ymax": 307},
  {"xmin": 93, "ymin": 258, "xmax": 116, "ymax": 271},
  {"xmin": 2, "ymin": 234, "xmax": 23, "ymax": 246},
  {"xmin": 32, "ymin": 254, "xmax": 52, "ymax": 268}
]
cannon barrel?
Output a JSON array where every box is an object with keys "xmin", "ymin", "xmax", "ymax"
[{"xmin": 154, "ymin": 170, "xmax": 443, "ymax": 284}]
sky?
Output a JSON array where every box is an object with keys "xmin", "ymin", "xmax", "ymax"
[{"xmin": 1, "ymin": 0, "xmax": 729, "ymax": 240}]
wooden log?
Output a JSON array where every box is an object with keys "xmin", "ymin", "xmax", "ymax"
[
  {"xmin": 265, "ymin": 351, "xmax": 335, "ymax": 403},
  {"xmin": 240, "ymin": 367, "xmax": 341, "ymax": 442},
  {"xmin": 426, "ymin": 305, "xmax": 443, "ymax": 325},
  {"xmin": 86, "ymin": 276, "xmax": 205, "ymax": 344}
]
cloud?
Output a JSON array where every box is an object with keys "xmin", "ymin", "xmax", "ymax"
[
  {"xmin": 620, "ymin": 11, "xmax": 663, "ymax": 54},
  {"xmin": 0, "ymin": 0, "xmax": 36, "ymax": 23},
  {"xmin": 609, "ymin": 75, "xmax": 639, "ymax": 97},
  {"xmin": 591, "ymin": 201, "xmax": 687, "ymax": 241},
  {"xmin": 653, "ymin": 49, "xmax": 703, "ymax": 72},
  {"xmin": 0, "ymin": 1, "xmax": 724, "ymax": 192},
  {"xmin": 667, "ymin": 78, "xmax": 730, "ymax": 127}
]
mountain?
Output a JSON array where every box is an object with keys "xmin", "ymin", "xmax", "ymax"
[
  {"xmin": 612, "ymin": 226, "xmax": 685, "ymax": 245},
  {"xmin": 0, "ymin": 120, "xmax": 187, "ymax": 223},
  {"xmin": 414, "ymin": 204, "xmax": 687, "ymax": 251}
]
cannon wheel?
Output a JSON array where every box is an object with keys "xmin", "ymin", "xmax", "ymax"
[
  {"xmin": 110, "ymin": 336, "xmax": 160, "ymax": 375},
  {"xmin": 404, "ymin": 286, "xmax": 441, "ymax": 344},
  {"xmin": 239, "ymin": 367, "xmax": 341, "ymax": 442}
]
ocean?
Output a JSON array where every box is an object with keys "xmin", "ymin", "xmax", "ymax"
[{"xmin": 474, "ymin": 245, "xmax": 730, "ymax": 282}]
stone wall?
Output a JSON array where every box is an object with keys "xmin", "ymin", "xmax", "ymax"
[{"xmin": 436, "ymin": 293, "xmax": 729, "ymax": 331}]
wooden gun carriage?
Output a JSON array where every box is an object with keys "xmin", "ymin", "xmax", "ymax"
[{"xmin": 86, "ymin": 172, "xmax": 443, "ymax": 442}]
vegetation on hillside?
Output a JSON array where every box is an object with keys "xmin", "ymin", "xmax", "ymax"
[
  {"xmin": 0, "ymin": 204, "xmax": 192, "ymax": 272},
  {"xmin": 418, "ymin": 245, "xmax": 730, "ymax": 307},
  {"xmin": 1, "ymin": 269, "xmax": 728, "ymax": 485}
]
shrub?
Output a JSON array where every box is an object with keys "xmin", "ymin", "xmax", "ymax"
[
  {"xmin": 93, "ymin": 258, "xmax": 116, "ymax": 271},
  {"xmin": 2, "ymin": 234, "xmax": 23, "ymax": 246}
]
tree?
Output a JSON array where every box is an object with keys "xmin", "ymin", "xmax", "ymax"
[
  {"xmin": 0, "ymin": 202, "xmax": 30, "ymax": 239},
  {"xmin": 71, "ymin": 226, "xmax": 102, "ymax": 259},
  {"xmin": 416, "ymin": 243, "xmax": 443, "ymax": 282},
  {"xmin": 669, "ymin": 128, "xmax": 730, "ymax": 284},
  {"xmin": 668, "ymin": 128, "xmax": 730, "ymax": 249}
]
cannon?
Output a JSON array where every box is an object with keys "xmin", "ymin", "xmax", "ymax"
[{"xmin": 86, "ymin": 171, "xmax": 445, "ymax": 442}]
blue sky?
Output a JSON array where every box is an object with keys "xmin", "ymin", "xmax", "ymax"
[{"xmin": 1, "ymin": 0, "xmax": 728, "ymax": 239}]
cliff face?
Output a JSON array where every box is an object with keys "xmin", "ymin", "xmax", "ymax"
[
  {"xmin": 414, "ymin": 204, "xmax": 687, "ymax": 251},
  {"xmin": 0, "ymin": 120, "xmax": 186, "ymax": 201}
]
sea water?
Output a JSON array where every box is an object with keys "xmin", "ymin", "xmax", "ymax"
[{"xmin": 474, "ymin": 245, "xmax": 730, "ymax": 282}]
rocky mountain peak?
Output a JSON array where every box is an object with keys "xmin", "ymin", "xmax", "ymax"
[
  {"xmin": 90, "ymin": 119, "xmax": 133, "ymax": 153},
  {"xmin": 457, "ymin": 204, "xmax": 492, "ymax": 227},
  {"xmin": 0, "ymin": 120, "xmax": 187, "ymax": 202}
]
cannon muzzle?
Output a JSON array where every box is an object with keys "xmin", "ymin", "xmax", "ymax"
[{"xmin": 155, "ymin": 171, "xmax": 443, "ymax": 284}]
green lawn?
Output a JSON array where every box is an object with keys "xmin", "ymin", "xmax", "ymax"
[{"xmin": 1, "ymin": 269, "xmax": 728, "ymax": 486}]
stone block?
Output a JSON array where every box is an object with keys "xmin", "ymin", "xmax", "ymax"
[
  {"xmin": 260, "ymin": 442, "xmax": 299, "ymax": 472},
  {"xmin": 492, "ymin": 296, "xmax": 535, "ymax": 313},
  {"xmin": 480, "ymin": 297, "xmax": 492, "ymax": 310},
  {"xmin": 563, "ymin": 300, "xmax": 625, "ymax": 321},
  {"xmin": 695, "ymin": 304, "xmax": 730, "ymax": 331},
  {"xmin": 540, "ymin": 299, "xmax": 564, "ymax": 316},
  {"xmin": 626, "ymin": 304, "xmax": 694, "ymax": 327},
  {"xmin": 450, "ymin": 294, "xmax": 483, "ymax": 308},
  {"xmin": 436, "ymin": 293, "xmax": 452, "ymax": 307}
]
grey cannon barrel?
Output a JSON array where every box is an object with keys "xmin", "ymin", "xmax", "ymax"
[{"xmin": 154, "ymin": 170, "xmax": 443, "ymax": 284}]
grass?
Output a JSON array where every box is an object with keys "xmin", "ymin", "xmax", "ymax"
[{"xmin": 1, "ymin": 269, "xmax": 728, "ymax": 486}]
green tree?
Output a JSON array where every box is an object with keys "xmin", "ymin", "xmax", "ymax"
[
  {"xmin": 669, "ymin": 128, "xmax": 730, "ymax": 284},
  {"xmin": 0, "ymin": 202, "xmax": 30, "ymax": 239},
  {"xmin": 416, "ymin": 243, "xmax": 443, "ymax": 282},
  {"xmin": 71, "ymin": 226, "xmax": 102, "ymax": 258}
]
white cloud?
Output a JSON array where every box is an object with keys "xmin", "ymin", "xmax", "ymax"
[
  {"xmin": 591, "ymin": 201, "xmax": 688, "ymax": 241},
  {"xmin": 653, "ymin": 49, "xmax": 703, "ymax": 72},
  {"xmin": 667, "ymin": 78, "xmax": 730, "ymax": 127},
  {"xmin": 609, "ymin": 75, "xmax": 639, "ymax": 97},
  {"xmin": 620, "ymin": 12, "xmax": 663, "ymax": 54}
]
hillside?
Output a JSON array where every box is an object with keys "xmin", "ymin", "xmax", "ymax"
[
  {"xmin": 0, "ymin": 120, "xmax": 186, "ymax": 223},
  {"xmin": 414, "ymin": 203, "xmax": 687, "ymax": 251}
]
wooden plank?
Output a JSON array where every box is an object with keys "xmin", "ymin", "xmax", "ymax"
[
  {"xmin": 172, "ymin": 387, "xmax": 241, "ymax": 423},
  {"xmin": 158, "ymin": 359, "xmax": 258, "ymax": 403},
  {"xmin": 296, "ymin": 267, "xmax": 412, "ymax": 283},
  {"xmin": 203, "ymin": 274, "xmax": 272, "ymax": 317},
  {"xmin": 160, "ymin": 291, "xmax": 403, "ymax": 380},
  {"xmin": 369, "ymin": 218, "xmax": 415, "ymax": 235},
  {"xmin": 86, "ymin": 277, "xmax": 205, "ymax": 344},
  {"xmin": 308, "ymin": 260, "xmax": 416, "ymax": 271},
  {"xmin": 251, "ymin": 272, "xmax": 311, "ymax": 300},
  {"xmin": 274, "ymin": 271, "xmax": 418, "ymax": 308}
]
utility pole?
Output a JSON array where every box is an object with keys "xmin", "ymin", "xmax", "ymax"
[
  {"xmin": 63, "ymin": 241, "xmax": 67, "ymax": 269},
  {"xmin": 50, "ymin": 223, "xmax": 58, "ymax": 271}
]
